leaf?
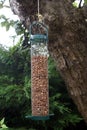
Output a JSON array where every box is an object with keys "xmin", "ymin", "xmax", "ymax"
[
  {"xmin": 72, "ymin": 1, "xmax": 79, "ymax": 8},
  {"xmin": 1, "ymin": 21, "xmax": 10, "ymax": 31},
  {"xmin": 84, "ymin": 0, "xmax": 87, "ymax": 4},
  {"xmin": 0, "ymin": 118, "xmax": 5, "ymax": 125},
  {"xmin": 0, "ymin": 15, "xmax": 8, "ymax": 20},
  {"xmin": 1, "ymin": 124, "xmax": 8, "ymax": 128},
  {"xmin": 0, "ymin": 3, "xmax": 3, "ymax": 9},
  {"xmin": 6, "ymin": 23, "xmax": 10, "ymax": 31}
]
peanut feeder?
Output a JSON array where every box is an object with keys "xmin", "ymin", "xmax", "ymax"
[
  {"xmin": 25, "ymin": 22, "xmax": 54, "ymax": 120},
  {"xmin": 29, "ymin": 21, "xmax": 50, "ymax": 120}
]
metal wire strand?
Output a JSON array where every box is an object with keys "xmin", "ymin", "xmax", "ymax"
[{"xmin": 38, "ymin": 0, "xmax": 40, "ymax": 17}]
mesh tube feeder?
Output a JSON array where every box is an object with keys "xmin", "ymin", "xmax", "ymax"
[{"xmin": 26, "ymin": 21, "xmax": 53, "ymax": 120}]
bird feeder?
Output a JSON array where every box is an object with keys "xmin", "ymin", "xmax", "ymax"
[{"xmin": 26, "ymin": 21, "xmax": 51, "ymax": 120}]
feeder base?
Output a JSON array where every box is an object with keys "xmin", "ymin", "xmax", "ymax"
[{"xmin": 25, "ymin": 114, "xmax": 54, "ymax": 120}]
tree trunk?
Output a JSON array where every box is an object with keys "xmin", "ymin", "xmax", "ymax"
[{"xmin": 9, "ymin": 0, "xmax": 87, "ymax": 123}]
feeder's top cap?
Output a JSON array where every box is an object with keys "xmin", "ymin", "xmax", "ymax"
[{"xmin": 29, "ymin": 21, "xmax": 48, "ymax": 43}]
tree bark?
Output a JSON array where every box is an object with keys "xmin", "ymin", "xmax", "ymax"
[{"xmin": 9, "ymin": 0, "xmax": 87, "ymax": 123}]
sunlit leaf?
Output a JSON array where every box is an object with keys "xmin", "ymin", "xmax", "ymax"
[
  {"xmin": 0, "ymin": 118, "xmax": 5, "ymax": 125},
  {"xmin": 72, "ymin": 1, "xmax": 79, "ymax": 8},
  {"xmin": 1, "ymin": 124, "xmax": 8, "ymax": 128}
]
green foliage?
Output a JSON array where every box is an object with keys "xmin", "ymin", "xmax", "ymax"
[
  {"xmin": 0, "ymin": 14, "xmax": 24, "ymax": 33},
  {"xmin": 72, "ymin": 1, "xmax": 79, "ymax": 8},
  {"xmin": 14, "ymin": 22, "xmax": 25, "ymax": 35},
  {"xmin": 84, "ymin": 0, "xmax": 87, "ymax": 4},
  {"xmin": 0, "ymin": 118, "xmax": 8, "ymax": 128},
  {"xmin": 72, "ymin": 0, "xmax": 86, "ymax": 8},
  {"xmin": 0, "ymin": 0, "xmax": 6, "ymax": 9},
  {"xmin": 0, "ymin": 3, "xmax": 3, "ymax": 9}
]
